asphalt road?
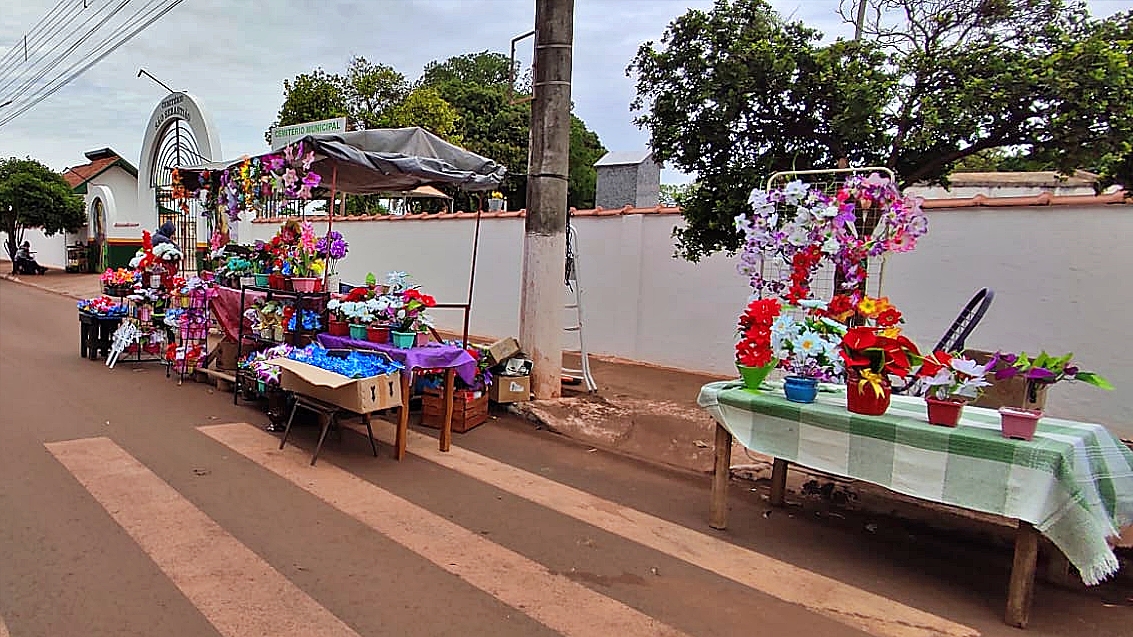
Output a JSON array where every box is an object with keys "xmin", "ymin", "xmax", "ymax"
[{"xmin": 0, "ymin": 278, "xmax": 1129, "ymax": 637}]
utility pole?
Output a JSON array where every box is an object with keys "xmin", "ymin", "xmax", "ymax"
[{"xmin": 520, "ymin": 0, "xmax": 574, "ymax": 400}]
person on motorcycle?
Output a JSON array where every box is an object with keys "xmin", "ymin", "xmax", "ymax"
[{"xmin": 14, "ymin": 241, "xmax": 48, "ymax": 275}]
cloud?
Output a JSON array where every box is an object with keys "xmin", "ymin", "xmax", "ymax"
[{"xmin": 0, "ymin": 0, "xmax": 1128, "ymax": 188}]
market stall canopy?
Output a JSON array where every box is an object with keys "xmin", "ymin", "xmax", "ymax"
[{"xmin": 176, "ymin": 127, "xmax": 506, "ymax": 194}]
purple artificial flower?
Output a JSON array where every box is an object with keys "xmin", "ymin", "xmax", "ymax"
[
  {"xmin": 994, "ymin": 367, "xmax": 1019, "ymax": 381},
  {"xmin": 1024, "ymin": 367, "xmax": 1057, "ymax": 382},
  {"xmin": 1064, "ymin": 365, "xmax": 1079, "ymax": 377},
  {"xmin": 265, "ymin": 155, "xmax": 285, "ymax": 172},
  {"xmin": 302, "ymin": 170, "xmax": 321, "ymax": 189}
]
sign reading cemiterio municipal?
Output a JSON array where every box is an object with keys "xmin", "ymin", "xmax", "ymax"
[{"xmin": 270, "ymin": 117, "xmax": 347, "ymax": 150}]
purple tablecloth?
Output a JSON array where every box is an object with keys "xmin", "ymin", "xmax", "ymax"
[{"xmin": 316, "ymin": 333, "xmax": 478, "ymax": 385}]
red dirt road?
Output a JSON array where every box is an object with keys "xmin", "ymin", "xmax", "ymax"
[{"xmin": 0, "ymin": 279, "xmax": 1130, "ymax": 636}]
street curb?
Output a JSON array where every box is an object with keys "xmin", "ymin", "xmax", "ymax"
[{"xmin": 1, "ymin": 273, "xmax": 86, "ymax": 301}]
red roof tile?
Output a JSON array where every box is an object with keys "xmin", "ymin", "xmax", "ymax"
[{"xmin": 62, "ymin": 156, "xmax": 119, "ymax": 189}]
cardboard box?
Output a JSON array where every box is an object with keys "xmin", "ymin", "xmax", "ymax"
[
  {"xmin": 213, "ymin": 338, "xmax": 239, "ymax": 371},
  {"xmin": 964, "ymin": 349, "xmax": 1047, "ymax": 411},
  {"xmin": 270, "ymin": 357, "xmax": 402, "ymax": 414},
  {"xmin": 489, "ymin": 375, "xmax": 530, "ymax": 403},
  {"xmin": 421, "ymin": 389, "xmax": 489, "ymax": 433},
  {"xmin": 485, "ymin": 337, "xmax": 521, "ymax": 367}
]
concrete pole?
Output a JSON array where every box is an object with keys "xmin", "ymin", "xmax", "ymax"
[{"xmin": 520, "ymin": 0, "xmax": 574, "ymax": 400}]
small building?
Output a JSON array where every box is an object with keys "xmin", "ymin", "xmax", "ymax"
[
  {"xmin": 594, "ymin": 151, "xmax": 661, "ymax": 210},
  {"xmin": 62, "ymin": 148, "xmax": 141, "ymax": 271}
]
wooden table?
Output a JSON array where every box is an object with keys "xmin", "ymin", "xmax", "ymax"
[
  {"xmin": 78, "ymin": 312, "xmax": 122, "ymax": 361},
  {"xmin": 699, "ymin": 380, "xmax": 1133, "ymax": 629}
]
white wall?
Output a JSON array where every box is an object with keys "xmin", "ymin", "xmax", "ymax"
[
  {"xmin": 91, "ymin": 166, "xmax": 140, "ymax": 239},
  {"xmin": 247, "ymin": 202, "xmax": 1133, "ymax": 438},
  {"xmin": 1, "ymin": 227, "xmax": 68, "ymax": 268}
]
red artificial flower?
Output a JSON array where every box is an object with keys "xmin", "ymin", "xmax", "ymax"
[
  {"xmin": 917, "ymin": 351, "xmax": 953, "ymax": 378},
  {"xmin": 842, "ymin": 326, "xmax": 878, "ymax": 351},
  {"xmin": 876, "ymin": 307, "xmax": 902, "ymax": 327}
]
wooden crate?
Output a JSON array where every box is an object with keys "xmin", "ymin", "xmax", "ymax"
[{"xmin": 421, "ymin": 389, "xmax": 489, "ymax": 433}]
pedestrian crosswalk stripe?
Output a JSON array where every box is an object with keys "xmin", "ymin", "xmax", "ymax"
[
  {"xmin": 338, "ymin": 420, "xmax": 980, "ymax": 637},
  {"xmin": 199, "ymin": 423, "xmax": 692, "ymax": 637},
  {"xmin": 0, "ymin": 612, "xmax": 9, "ymax": 637},
  {"xmin": 45, "ymin": 437, "xmax": 362, "ymax": 637}
]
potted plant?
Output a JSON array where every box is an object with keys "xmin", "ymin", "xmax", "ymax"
[
  {"xmin": 340, "ymin": 301, "xmax": 374, "ymax": 341},
  {"xmin": 390, "ymin": 287, "xmax": 436, "ymax": 348},
  {"xmin": 771, "ymin": 311, "xmax": 845, "ymax": 403},
  {"xmin": 325, "ymin": 299, "xmax": 350, "ymax": 336},
  {"xmin": 735, "ymin": 297, "xmax": 781, "ymax": 390},
  {"xmin": 823, "ymin": 295, "xmax": 920, "ymax": 416},
  {"xmin": 287, "ymin": 222, "xmax": 325, "ymax": 293},
  {"xmin": 989, "ymin": 351, "xmax": 1112, "ymax": 440},
  {"xmin": 912, "ymin": 351, "xmax": 992, "ymax": 426},
  {"xmin": 316, "ymin": 230, "xmax": 348, "ymax": 294}
]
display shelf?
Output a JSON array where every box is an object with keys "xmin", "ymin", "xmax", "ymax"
[{"xmin": 233, "ymin": 285, "xmax": 329, "ymax": 405}]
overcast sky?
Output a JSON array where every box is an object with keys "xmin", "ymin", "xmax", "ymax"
[{"xmin": 1, "ymin": 0, "xmax": 1130, "ymax": 184}]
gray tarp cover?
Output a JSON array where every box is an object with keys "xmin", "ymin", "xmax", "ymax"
[{"xmin": 179, "ymin": 127, "xmax": 507, "ymax": 194}]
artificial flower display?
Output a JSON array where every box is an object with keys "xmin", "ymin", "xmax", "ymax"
[
  {"xmin": 77, "ymin": 296, "xmax": 127, "ymax": 317},
  {"xmin": 100, "ymin": 268, "xmax": 137, "ymax": 286},
  {"xmin": 771, "ymin": 312, "xmax": 846, "ymax": 382},
  {"xmin": 914, "ymin": 351, "xmax": 993, "ymax": 401},
  {"xmin": 989, "ymin": 352, "xmax": 1113, "ymax": 393},
  {"xmin": 735, "ymin": 173, "xmax": 927, "ymax": 303},
  {"xmin": 287, "ymin": 345, "xmax": 404, "ymax": 379}
]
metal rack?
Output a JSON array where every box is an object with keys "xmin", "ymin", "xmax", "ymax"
[{"xmin": 233, "ymin": 285, "xmax": 329, "ymax": 405}]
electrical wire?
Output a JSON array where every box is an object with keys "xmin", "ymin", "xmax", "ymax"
[
  {"xmin": 0, "ymin": 0, "xmax": 79, "ymax": 75},
  {"xmin": 0, "ymin": 0, "xmax": 184, "ymax": 128},
  {"xmin": 0, "ymin": 0, "xmax": 101, "ymax": 93},
  {"xmin": 0, "ymin": 0, "xmax": 131, "ymax": 105}
]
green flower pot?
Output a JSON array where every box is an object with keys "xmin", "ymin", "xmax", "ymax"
[
  {"xmin": 737, "ymin": 361, "xmax": 776, "ymax": 390},
  {"xmin": 348, "ymin": 324, "xmax": 368, "ymax": 340},
  {"xmin": 391, "ymin": 330, "xmax": 416, "ymax": 349},
  {"xmin": 253, "ymin": 273, "xmax": 270, "ymax": 287}
]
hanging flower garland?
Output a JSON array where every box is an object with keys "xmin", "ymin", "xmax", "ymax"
[{"xmin": 735, "ymin": 173, "xmax": 927, "ymax": 302}]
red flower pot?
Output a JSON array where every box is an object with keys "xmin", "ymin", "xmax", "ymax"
[
  {"xmin": 366, "ymin": 325, "xmax": 390, "ymax": 344},
  {"xmin": 846, "ymin": 369, "xmax": 892, "ymax": 416},
  {"xmin": 268, "ymin": 273, "xmax": 286, "ymax": 290},
  {"xmin": 999, "ymin": 407, "xmax": 1042, "ymax": 441},
  {"xmin": 327, "ymin": 319, "xmax": 350, "ymax": 337},
  {"xmin": 925, "ymin": 396, "xmax": 965, "ymax": 427}
]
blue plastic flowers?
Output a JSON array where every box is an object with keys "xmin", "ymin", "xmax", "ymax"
[
  {"xmin": 288, "ymin": 345, "xmax": 403, "ymax": 379},
  {"xmin": 287, "ymin": 309, "xmax": 322, "ymax": 332}
]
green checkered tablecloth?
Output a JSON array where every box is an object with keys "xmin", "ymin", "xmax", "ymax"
[{"xmin": 698, "ymin": 380, "xmax": 1133, "ymax": 585}]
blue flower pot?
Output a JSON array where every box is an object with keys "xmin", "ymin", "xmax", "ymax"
[{"xmin": 784, "ymin": 376, "xmax": 819, "ymax": 404}]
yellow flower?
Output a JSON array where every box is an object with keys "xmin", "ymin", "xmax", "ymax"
[
  {"xmin": 872, "ymin": 296, "xmax": 891, "ymax": 313},
  {"xmin": 880, "ymin": 326, "xmax": 902, "ymax": 339},
  {"xmin": 857, "ymin": 297, "xmax": 878, "ymax": 316}
]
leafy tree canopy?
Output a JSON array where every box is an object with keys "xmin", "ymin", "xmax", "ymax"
[
  {"xmin": 268, "ymin": 50, "xmax": 605, "ymax": 212},
  {"xmin": 629, "ymin": 0, "xmax": 1133, "ymax": 261},
  {"xmin": 0, "ymin": 157, "xmax": 85, "ymax": 261}
]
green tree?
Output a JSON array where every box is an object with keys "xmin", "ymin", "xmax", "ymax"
[
  {"xmin": 380, "ymin": 86, "xmax": 461, "ymax": 142},
  {"xmin": 629, "ymin": 0, "xmax": 1133, "ymax": 261},
  {"xmin": 420, "ymin": 50, "xmax": 514, "ymax": 87},
  {"xmin": 265, "ymin": 68, "xmax": 349, "ymax": 144},
  {"xmin": 344, "ymin": 56, "xmax": 409, "ymax": 130},
  {"xmin": 0, "ymin": 157, "xmax": 85, "ymax": 263}
]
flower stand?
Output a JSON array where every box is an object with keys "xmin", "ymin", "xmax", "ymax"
[
  {"xmin": 925, "ymin": 397, "xmax": 965, "ymax": 427},
  {"xmin": 783, "ymin": 376, "xmax": 818, "ymax": 403}
]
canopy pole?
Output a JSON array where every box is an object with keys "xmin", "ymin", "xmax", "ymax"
[
  {"xmin": 463, "ymin": 207, "xmax": 483, "ymax": 347},
  {"xmin": 322, "ymin": 164, "xmax": 338, "ymax": 291}
]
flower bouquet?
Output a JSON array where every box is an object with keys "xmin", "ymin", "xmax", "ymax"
[
  {"xmin": 988, "ymin": 351, "xmax": 1112, "ymax": 440},
  {"xmin": 101, "ymin": 268, "xmax": 138, "ymax": 296},
  {"xmin": 839, "ymin": 324, "xmax": 920, "ymax": 416},
  {"xmin": 325, "ymin": 298, "xmax": 350, "ymax": 336},
  {"xmin": 316, "ymin": 230, "xmax": 348, "ymax": 291},
  {"xmin": 285, "ymin": 222, "xmax": 326, "ymax": 292},
  {"xmin": 913, "ymin": 351, "xmax": 992, "ymax": 426},
  {"xmin": 771, "ymin": 311, "xmax": 846, "ymax": 403},
  {"xmin": 736, "ymin": 173, "xmax": 927, "ymax": 304},
  {"xmin": 735, "ymin": 297, "xmax": 781, "ymax": 390},
  {"xmin": 391, "ymin": 288, "xmax": 436, "ymax": 348},
  {"xmin": 340, "ymin": 301, "xmax": 376, "ymax": 340}
]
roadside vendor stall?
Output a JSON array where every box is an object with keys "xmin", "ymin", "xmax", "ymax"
[
  {"xmin": 174, "ymin": 127, "xmax": 506, "ymax": 457},
  {"xmin": 702, "ymin": 169, "xmax": 1132, "ymax": 628}
]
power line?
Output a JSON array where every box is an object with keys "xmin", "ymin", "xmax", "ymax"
[
  {"xmin": 0, "ymin": 0, "xmax": 132, "ymax": 106},
  {"xmin": 0, "ymin": 0, "xmax": 184, "ymax": 128},
  {"xmin": 0, "ymin": 0, "xmax": 92, "ymax": 85},
  {"xmin": 0, "ymin": 0, "xmax": 76, "ymax": 73}
]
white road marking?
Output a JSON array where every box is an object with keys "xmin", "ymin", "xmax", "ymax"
[
  {"xmin": 45, "ymin": 437, "xmax": 362, "ymax": 637},
  {"xmin": 342, "ymin": 419, "xmax": 981, "ymax": 637}
]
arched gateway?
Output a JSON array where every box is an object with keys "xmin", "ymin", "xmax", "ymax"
[{"xmin": 137, "ymin": 92, "xmax": 222, "ymax": 271}]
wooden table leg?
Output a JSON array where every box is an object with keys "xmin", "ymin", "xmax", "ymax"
[
  {"xmin": 1006, "ymin": 520, "xmax": 1040, "ymax": 628},
  {"xmin": 395, "ymin": 370, "xmax": 410, "ymax": 461},
  {"xmin": 710, "ymin": 423, "xmax": 732, "ymax": 530},
  {"xmin": 80, "ymin": 320, "xmax": 90, "ymax": 358},
  {"xmin": 769, "ymin": 458, "xmax": 789, "ymax": 507},
  {"xmin": 440, "ymin": 367, "xmax": 455, "ymax": 452}
]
